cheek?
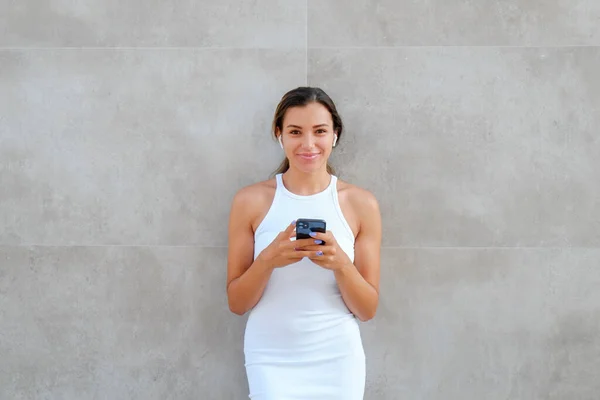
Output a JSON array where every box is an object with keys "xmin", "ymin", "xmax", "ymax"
[
  {"xmin": 318, "ymin": 138, "xmax": 334, "ymax": 151},
  {"xmin": 284, "ymin": 137, "xmax": 300, "ymax": 149}
]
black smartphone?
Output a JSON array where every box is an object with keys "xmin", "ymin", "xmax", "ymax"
[{"xmin": 296, "ymin": 218, "xmax": 326, "ymax": 245}]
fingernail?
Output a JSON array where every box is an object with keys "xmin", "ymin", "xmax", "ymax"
[
  {"xmin": 316, "ymin": 251, "xmax": 323, "ymax": 256},
  {"xmin": 292, "ymin": 220, "xmax": 296, "ymax": 225},
  {"xmin": 309, "ymin": 232, "xmax": 317, "ymax": 237},
  {"xmin": 314, "ymin": 240, "xmax": 323, "ymax": 244}
]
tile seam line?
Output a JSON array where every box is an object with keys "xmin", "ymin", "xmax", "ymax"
[
  {"xmin": 1, "ymin": 45, "xmax": 599, "ymax": 50},
  {"xmin": 305, "ymin": 0, "xmax": 308, "ymax": 85},
  {"xmin": 310, "ymin": 45, "xmax": 600, "ymax": 49},
  {"xmin": 0, "ymin": 46, "xmax": 307, "ymax": 50},
  {"xmin": 1, "ymin": 244, "xmax": 598, "ymax": 250}
]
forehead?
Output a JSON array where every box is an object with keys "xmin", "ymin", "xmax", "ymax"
[{"xmin": 283, "ymin": 102, "xmax": 332, "ymax": 126}]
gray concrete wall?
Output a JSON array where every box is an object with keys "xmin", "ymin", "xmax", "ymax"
[{"xmin": 1, "ymin": 1, "xmax": 598, "ymax": 399}]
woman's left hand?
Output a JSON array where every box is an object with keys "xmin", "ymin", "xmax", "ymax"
[{"xmin": 297, "ymin": 230, "xmax": 352, "ymax": 271}]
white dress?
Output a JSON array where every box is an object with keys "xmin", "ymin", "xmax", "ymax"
[{"xmin": 244, "ymin": 174, "xmax": 365, "ymax": 399}]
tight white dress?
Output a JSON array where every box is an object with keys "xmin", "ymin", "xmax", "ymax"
[{"xmin": 243, "ymin": 173, "xmax": 365, "ymax": 399}]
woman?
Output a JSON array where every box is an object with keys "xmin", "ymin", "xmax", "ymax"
[{"xmin": 226, "ymin": 87, "xmax": 381, "ymax": 399}]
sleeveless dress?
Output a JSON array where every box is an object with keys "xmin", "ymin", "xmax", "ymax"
[{"xmin": 243, "ymin": 173, "xmax": 366, "ymax": 399}]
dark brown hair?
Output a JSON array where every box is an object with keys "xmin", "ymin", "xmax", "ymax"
[{"xmin": 271, "ymin": 87, "xmax": 343, "ymax": 176}]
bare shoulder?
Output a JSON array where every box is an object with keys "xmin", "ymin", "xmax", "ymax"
[
  {"xmin": 232, "ymin": 179, "xmax": 276, "ymax": 205},
  {"xmin": 230, "ymin": 178, "xmax": 277, "ymax": 231},
  {"xmin": 337, "ymin": 179, "xmax": 381, "ymax": 237},
  {"xmin": 337, "ymin": 179, "xmax": 380, "ymax": 214}
]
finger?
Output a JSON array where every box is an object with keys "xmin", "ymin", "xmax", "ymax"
[
  {"xmin": 284, "ymin": 238, "xmax": 316, "ymax": 250},
  {"xmin": 302, "ymin": 245, "xmax": 333, "ymax": 252},
  {"xmin": 306, "ymin": 231, "xmax": 332, "ymax": 242},
  {"xmin": 289, "ymin": 238, "xmax": 322, "ymax": 248},
  {"xmin": 287, "ymin": 250, "xmax": 313, "ymax": 259},
  {"xmin": 278, "ymin": 220, "xmax": 297, "ymax": 239},
  {"xmin": 287, "ymin": 220, "xmax": 298, "ymax": 238},
  {"xmin": 308, "ymin": 249, "xmax": 327, "ymax": 258}
]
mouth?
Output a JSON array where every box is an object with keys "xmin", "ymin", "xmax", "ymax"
[{"xmin": 297, "ymin": 153, "xmax": 320, "ymax": 160}]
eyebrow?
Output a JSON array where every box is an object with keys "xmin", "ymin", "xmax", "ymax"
[{"xmin": 286, "ymin": 124, "xmax": 329, "ymax": 129}]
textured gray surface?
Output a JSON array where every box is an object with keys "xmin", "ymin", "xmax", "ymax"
[
  {"xmin": 362, "ymin": 248, "xmax": 600, "ymax": 399},
  {"xmin": 310, "ymin": 47, "xmax": 600, "ymax": 247},
  {"xmin": 0, "ymin": 0, "xmax": 306, "ymax": 47},
  {"xmin": 0, "ymin": 246, "xmax": 248, "ymax": 399},
  {"xmin": 0, "ymin": 49, "xmax": 303, "ymax": 246},
  {"xmin": 1, "ymin": 0, "xmax": 599, "ymax": 399},
  {"xmin": 309, "ymin": 0, "xmax": 600, "ymax": 46}
]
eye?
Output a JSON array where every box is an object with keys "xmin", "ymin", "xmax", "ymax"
[
  {"xmin": 316, "ymin": 129, "xmax": 327, "ymax": 134},
  {"xmin": 289, "ymin": 130, "xmax": 301, "ymax": 135}
]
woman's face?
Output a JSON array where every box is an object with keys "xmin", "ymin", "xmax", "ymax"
[{"xmin": 279, "ymin": 102, "xmax": 336, "ymax": 174}]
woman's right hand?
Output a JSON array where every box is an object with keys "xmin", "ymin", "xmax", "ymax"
[{"xmin": 257, "ymin": 220, "xmax": 319, "ymax": 269}]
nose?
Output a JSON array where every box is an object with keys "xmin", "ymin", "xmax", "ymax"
[{"xmin": 301, "ymin": 133, "xmax": 316, "ymax": 148}]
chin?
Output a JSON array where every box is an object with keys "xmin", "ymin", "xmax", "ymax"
[{"xmin": 290, "ymin": 162, "xmax": 324, "ymax": 173}]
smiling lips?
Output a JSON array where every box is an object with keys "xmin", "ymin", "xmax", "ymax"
[{"xmin": 297, "ymin": 153, "xmax": 320, "ymax": 161}]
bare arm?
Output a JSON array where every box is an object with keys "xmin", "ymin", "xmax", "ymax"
[
  {"xmin": 334, "ymin": 191, "xmax": 381, "ymax": 321},
  {"xmin": 226, "ymin": 188, "xmax": 273, "ymax": 315}
]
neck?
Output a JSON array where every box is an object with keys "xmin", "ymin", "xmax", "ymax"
[{"xmin": 281, "ymin": 168, "xmax": 331, "ymax": 196}]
